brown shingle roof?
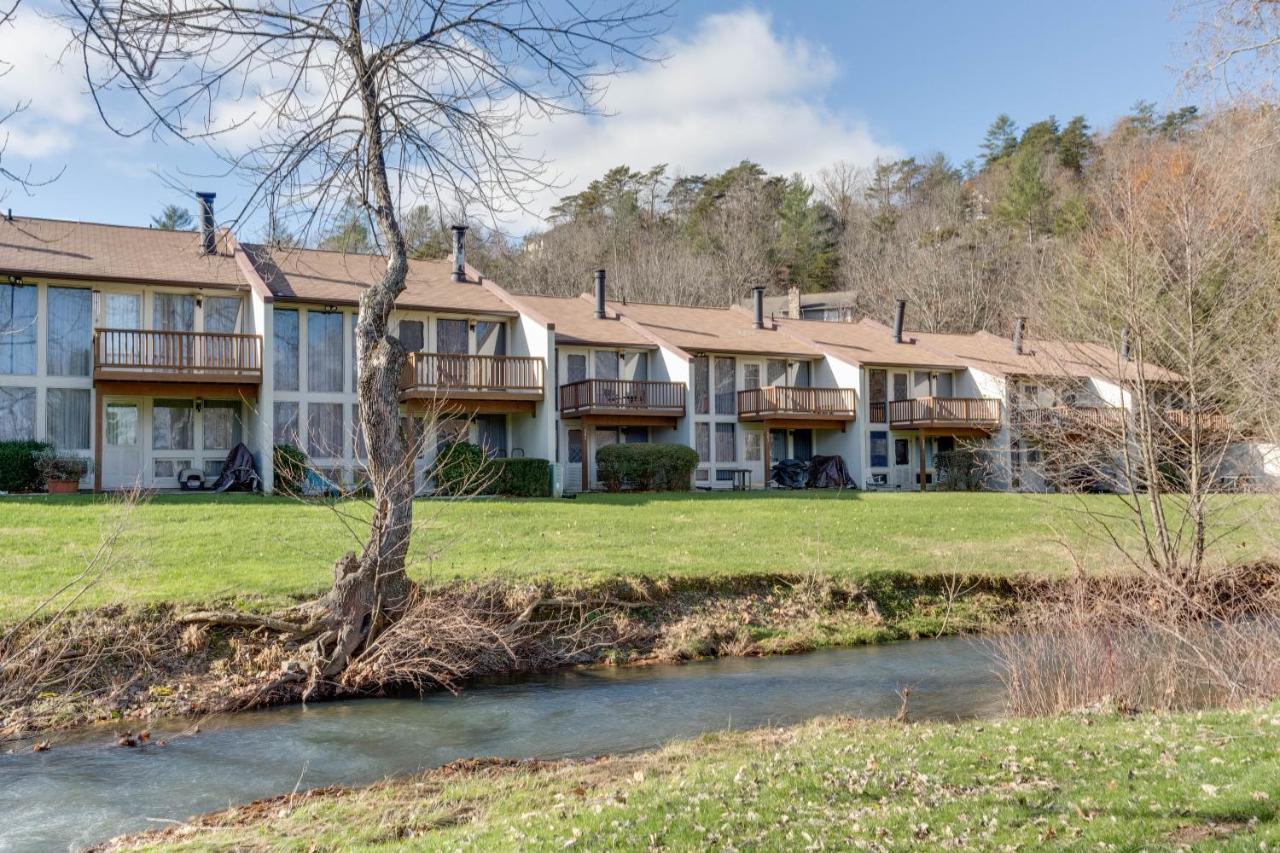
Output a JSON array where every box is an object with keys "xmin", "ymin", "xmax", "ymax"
[
  {"xmin": 612, "ymin": 302, "xmax": 820, "ymax": 358},
  {"xmin": 777, "ymin": 317, "xmax": 968, "ymax": 369},
  {"xmin": 242, "ymin": 245, "xmax": 517, "ymax": 315},
  {"xmin": 511, "ymin": 294, "xmax": 655, "ymax": 348},
  {"xmin": 0, "ymin": 216, "xmax": 247, "ymax": 289},
  {"xmin": 913, "ymin": 330, "xmax": 1182, "ymax": 383}
]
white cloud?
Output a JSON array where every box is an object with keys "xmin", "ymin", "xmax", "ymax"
[
  {"xmin": 0, "ymin": 8, "xmax": 89, "ymax": 161},
  {"xmin": 508, "ymin": 9, "xmax": 898, "ymax": 231}
]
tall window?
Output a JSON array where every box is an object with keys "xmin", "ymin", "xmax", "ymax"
[
  {"xmin": 936, "ymin": 372, "xmax": 954, "ymax": 398},
  {"xmin": 308, "ymin": 402, "xmax": 344, "ymax": 457},
  {"xmin": 743, "ymin": 363, "xmax": 761, "ymax": 390},
  {"xmin": 475, "ymin": 321, "xmax": 506, "ymax": 356},
  {"xmin": 203, "ymin": 400, "xmax": 242, "ymax": 450},
  {"xmin": 715, "ymin": 422, "xmax": 736, "ymax": 462},
  {"xmin": 565, "ymin": 353, "xmax": 587, "ymax": 384},
  {"xmin": 869, "ymin": 369, "xmax": 887, "ymax": 423},
  {"xmin": 46, "ymin": 388, "xmax": 91, "ymax": 449},
  {"xmin": 46, "ymin": 287, "xmax": 92, "ymax": 376},
  {"xmin": 793, "ymin": 361, "xmax": 811, "ymax": 387},
  {"xmin": 273, "ymin": 401, "xmax": 299, "ymax": 445},
  {"xmin": 398, "ymin": 320, "xmax": 424, "ymax": 353},
  {"xmin": 436, "ymin": 318, "xmax": 468, "ymax": 354},
  {"xmin": 0, "ymin": 282, "xmax": 37, "ymax": 375},
  {"xmin": 766, "ymin": 359, "xmax": 786, "ymax": 386},
  {"xmin": 693, "ymin": 356, "xmax": 709, "ymax": 414},
  {"xmin": 0, "ymin": 386, "xmax": 36, "ymax": 440},
  {"xmin": 894, "ymin": 438, "xmax": 910, "ymax": 466},
  {"xmin": 714, "ymin": 357, "xmax": 735, "ymax": 415},
  {"xmin": 273, "ymin": 309, "xmax": 299, "ymax": 391},
  {"xmin": 869, "ymin": 431, "xmax": 888, "ymax": 467},
  {"xmin": 204, "ymin": 296, "xmax": 241, "ymax": 333},
  {"xmin": 307, "ymin": 311, "xmax": 344, "ymax": 392},
  {"xmin": 695, "ymin": 422, "xmax": 710, "ymax": 463},
  {"xmin": 477, "ymin": 414, "xmax": 507, "ymax": 458},
  {"xmin": 621, "ymin": 351, "xmax": 647, "ymax": 381},
  {"xmin": 153, "ymin": 399, "xmax": 194, "ymax": 450},
  {"xmin": 154, "ymin": 293, "xmax": 195, "ymax": 331},
  {"xmin": 593, "ymin": 350, "xmax": 619, "ymax": 380},
  {"xmin": 105, "ymin": 292, "xmax": 141, "ymax": 328},
  {"xmin": 892, "ymin": 373, "xmax": 908, "ymax": 401}
]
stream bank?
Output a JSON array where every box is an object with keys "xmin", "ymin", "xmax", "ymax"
[{"xmin": 2, "ymin": 571, "xmax": 1018, "ymax": 741}]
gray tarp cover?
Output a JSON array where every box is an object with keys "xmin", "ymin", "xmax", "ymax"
[
  {"xmin": 211, "ymin": 443, "xmax": 262, "ymax": 492},
  {"xmin": 807, "ymin": 455, "xmax": 853, "ymax": 489}
]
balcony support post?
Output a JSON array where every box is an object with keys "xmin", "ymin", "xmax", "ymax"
[
  {"xmin": 94, "ymin": 388, "xmax": 104, "ymax": 493},
  {"xmin": 918, "ymin": 434, "xmax": 927, "ymax": 492}
]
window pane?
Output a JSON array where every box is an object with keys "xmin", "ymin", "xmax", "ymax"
[
  {"xmin": 913, "ymin": 371, "xmax": 931, "ymax": 397},
  {"xmin": 745, "ymin": 431, "xmax": 763, "ymax": 462},
  {"xmin": 154, "ymin": 293, "xmax": 195, "ymax": 331},
  {"xmin": 46, "ymin": 388, "xmax": 91, "ymax": 449},
  {"xmin": 204, "ymin": 296, "xmax": 241, "ymax": 333},
  {"xmin": 695, "ymin": 422, "xmax": 710, "ymax": 463},
  {"xmin": 398, "ymin": 320, "xmax": 424, "ymax": 353},
  {"xmin": 937, "ymin": 373, "xmax": 954, "ymax": 398},
  {"xmin": 622, "ymin": 426, "xmax": 649, "ymax": 444},
  {"xmin": 307, "ymin": 311, "xmax": 344, "ymax": 392},
  {"xmin": 869, "ymin": 369, "xmax": 887, "ymax": 403},
  {"xmin": 567, "ymin": 429, "xmax": 583, "ymax": 463},
  {"xmin": 476, "ymin": 321, "xmax": 506, "ymax": 356},
  {"xmin": 743, "ymin": 363, "xmax": 761, "ymax": 390},
  {"xmin": 0, "ymin": 386, "xmax": 36, "ymax": 440},
  {"xmin": 621, "ymin": 351, "xmax": 647, "ymax": 381},
  {"xmin": 153, "ymin": 399, "xmax": 194, "ymax": 450},
  {"xmin": 893, "ymin": 373, "xmax": 908, "ymax": 400},
  {"xmin": 869, "ymin": 431, "xmax": 888, "ymax": 467},
  {"xmin": 307, "ymin": 402, "xmax": 344, "ymax": 458},
  {"xmin": 0, "ymin": 283, "xmax": 37, "ymax": 375},
  {"xmin": 203, "ymin": 400, "xmax": 243, "ymax": 450},
  {"xmin": 792, "ymin": 429, "xmax": 813, "ymax": 462},
  {"xmin": 436, "ymin": 319, "xmax": 468, "ymax": 354},
  {"xmin": 766, "ymin": 359, "xmax": 786, "ymax": 386},
  {"xmin": 715, "ymin": 422, "xmax": 736, "ymax": 463},
  {"xmin": 47, "ymin": 287, "xmax": 93, "ymax": 376},
  {"xmin": 895, "ymin": 438, "xmax": 910, "ymax": 466},
  {"xmin": 477, "ymin": 414, "xmax": 507, "ymax": 459},
  {"xmin": 693, "ymin": 356, "xmax": 709, "ymax": 414},
  {"xmin": 105, "ymin": 403, "xmax": 137, "ymax": 446},
  {"xmin": 273, "ymin": 309, "xmax": 299, "ymax": 391},
  {"xmin": 714, "ymin": 357, "xmax": 736, "ymax": 414},
  {"xmin": 566, "ymin": 353, "xmax": 587, "ymax": 384},
  {"xmin": 793, "ymin": 361, "xmax": 811, "ymax": 387},
  {"xmin": 105, "ymin": 293, "xmax": 141, "ymax": 328},
  {"xmin": 593, "ymin": 350, "xmax": 619, "ymax": 380},
  {"xmin": 273, "ymin": 401, "xmax": 299, "ymax": 445}
]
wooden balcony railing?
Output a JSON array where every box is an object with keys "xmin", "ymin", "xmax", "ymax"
[
  {"xmin": 1012, "ymin": 405, "xmax": 1126, "ymax": 433},
  {"xmin": 737, "ymin": 386, "xmax": 857, "ymax": 421},
  {"xmin": 1164, "ymin": 409, "xmax": 1232, "ymax": 435},
  {"xmin": 559, "ymin": 379, "xmax": 686, "ymax": 417},
  {"xmin": 888, "ymin": 397, "xmax": 1002, "ymax": 431},
  {"xmin": 869, "ymin": 401, "xmax": 888, "ymax": 423},
  {"xmin": 400, "ymin": 352, "xmax": 544, "ymax": 398},
  {"xmin": 94, "ymin": 328, "xmax": 263, "ymax": 382}
]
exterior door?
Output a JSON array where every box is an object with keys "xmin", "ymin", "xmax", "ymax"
[
  {"xmin": 890, "ymin": 435, "xmax": 914, "ymax": 490},
  {"xmin": 564, "ymin": 427, "xmax": 584, "ymax": 494},
  {"xmin": 102, "ymin": 399, "xmax": 142, "ymax": 489}
]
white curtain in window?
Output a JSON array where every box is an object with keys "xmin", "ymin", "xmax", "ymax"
[
  {"xmin": 106, "ymin": 293, "xmax": 141, "ymax": 328},
  {"xmin": 307, "ymin": 402, "xmax": 344, "ymax": 457},
  {"xmin": 715, "ymin": 422, "xmax": 736, "ymax": 463},
  {"xmin": 0, "ymin": 283, "xmax": 37, "ymax": 375},
  {"xmin": 46, "ymin": 388, "xmax": 91, "ymax": 449},
  {"xmin": 714, "ymin": 357, "xmax": 736, "ymax": 414},
  {"xmin": 307, "ymin": 311, "xmax": 344, "ymax": 392},
  {"xmin": 204, "ymin": 296, "xmax": 241, "ymax": 333},
  {"xmin": 0, "ymin": 386, "xmax": 36, "ymax": 440},
  {"xmin": 593, "ymin": 350, "xmax": 619, "ymax": 380},
  {"xmin": 47, "ymin": 288, "xmax": 92, "ymax": 376},
  {"xmin": 203, "ymin": 400, "xmax": 242, "ymax": 450},
  {"xmin": 273, "ymin": 401, "xmax": 299, "ymax": 445},
  {"xmin": 153, "ymin": 399, "xmax": 194, "ymax": 450},
  {"xmin": 154, "ymin": 294, "xmax": 195, "ymax": 330},
  {"xmin": 273, "ymin": 309, "xmax": 299, "ymax": 391}
]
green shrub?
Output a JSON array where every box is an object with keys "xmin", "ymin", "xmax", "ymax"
[
  {"xmin": 0, "ymin": 440, "xmax": 54, "ymax": 492},
  {"xmin": 491, "ymin": 457, "xmax": 551, "ymax": 497},
  {"xmin": 273, "ymin": 443, "xmax": 308, "ymax": 495},
  {"xmin": 35, "ymin": 450, "xmax": 92, "ymax": 481},
  {"xmin": 436, "ymin": 442, "xmax": 551, "ymax": 497},
  {"xmin": 936, "ymin": 447, "xmax": 985, "ymax": 492},
  {"xmin": 596, "ymin": 443, "xmax": 698, "ymax": 492}
]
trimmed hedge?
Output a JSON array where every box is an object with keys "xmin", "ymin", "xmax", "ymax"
[
  {"xmin": 596, "ymin": 443, "xmax": 698, "ymax": 492},
  {"xmin": 0, "ymin": 440, "xmax": 54, "ymax": 492},
  {"xmin": 436, "ymin": 441, "xmax": 550, "ymax": 497}
]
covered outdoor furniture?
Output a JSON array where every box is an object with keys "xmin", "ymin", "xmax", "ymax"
[
  {"xmin": 770, "ymin": 459, "xmax": 809, "ymax": 489},
  {"xmin": 807, "ymin": 455, "xmax": 853, "ymax": 489},
  {"xmin": 211, "ymin": 443, "xmax": 262, "ymax": 492}
]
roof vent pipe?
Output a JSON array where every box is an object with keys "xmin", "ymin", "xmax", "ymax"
[
  {"xmin": 892, "ymin": 299, "xmax": 907, "ymax": 344},
  {"xmin": 1013, "ymin": 316, "xmax": 1027, "ymax": 355},
  {"xmin": 594, "ymin": 269, "xmax": 607, "ymax": 319},
  {"xmin": 1120, "ymin": 328, "xmax": 1132, "ymax": 361},
  {"xmin": 450, "ymin": 225, "xmax": 468, "ymax": 282},
  {"xmin": 195, "ymin": 192, "xmax": 216, "ymax": 255},
  {"xmin": 751, "ymin": 286, "xmax": 766, "ymax": 329}
]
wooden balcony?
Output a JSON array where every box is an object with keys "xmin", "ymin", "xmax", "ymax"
[
  {"xmin": 400, "ymin": 352, "xmax": 544, "ymax": 414},
  {"xmin": 888, "ymin": 397, "xmax": 1002, "ymax": 434},
  {"xmin": 93, "ymin": 328, "xmax": 263, "ymax": 384},
  {"xmin": 558, "ymin": 379, "xmax": 686, "ymax": 425},
  {"xmin": 1012, "ymin": 405, "xmax": 1126, "ymax": 436},
  {"xmin": 1164, "ymin": 409, "xmax": 1232, "ymax": 436},
  {"xmin": 737, "ymin": 386, "xmax": 857, "ymax": 424}
]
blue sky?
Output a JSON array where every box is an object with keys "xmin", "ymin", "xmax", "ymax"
[{"xmin": 0, "ymin": 1, "xmax": 1197, "ymax": 235}]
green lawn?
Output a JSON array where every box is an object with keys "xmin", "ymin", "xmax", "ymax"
[
  {"xmin": 1, "ymin": 491, "xmax": 1272, "ymax": 622},
  {"xmin": 131, "ymin": 705, "xmax": 1280, "ymax": 850}
]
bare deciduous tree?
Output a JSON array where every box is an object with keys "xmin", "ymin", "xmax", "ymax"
[{"xmin": 62, "ymin": 0, "xmax": 667, "ymax": 688}]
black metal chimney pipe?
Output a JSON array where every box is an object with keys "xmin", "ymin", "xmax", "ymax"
[
  {"xmin": 751, "ymin": 286, "xmax": 765, "ymax": 329},
  {"xmin": 594, "ymin": 269, "xmax": 607, "ymax": 319},
  {"xmin": 450, "ymin": 225, "xmax": 468, "ymax": 282},
  {"xmin": 1120, "ymin": 328, "xmax": 1131, "ymax": 361},
  {"xmin": 195, "ymin": 192, "xmax": 216, "ymax": 255},
  {"xmin": 892, "ymin": 299, "xmax": 906, "ymax": 344},
  {"xmin": 1013, "ymin": 316, "xmax": 1027, "ymax": 355}
]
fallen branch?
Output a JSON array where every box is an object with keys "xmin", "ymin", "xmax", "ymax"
[{"xmin": 177, "ymin": 612, "xmax": 320, "ymax": 636}]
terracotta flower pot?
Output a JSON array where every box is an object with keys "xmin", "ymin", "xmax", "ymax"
[{"xmin": 46, "ymin": 479, "xmax": 80, "ymax": 494}]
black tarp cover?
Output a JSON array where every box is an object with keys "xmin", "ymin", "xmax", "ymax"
[
  {"xmin": 770, "ymin": 459, "xmax": 809, "ymax": 488},
  {"xmin": 211, "ymin": 443, "xmax": 262, "ymax": 492},
  {"xmin": 807, "ymin": 454, "xmax": 853, "ymax": 489}
]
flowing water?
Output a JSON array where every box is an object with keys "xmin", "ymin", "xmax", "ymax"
[{"xmin": 1, "ymin": 636, "xmax": 1005, "ymax": 852}]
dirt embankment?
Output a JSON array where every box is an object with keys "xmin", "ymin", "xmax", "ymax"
[{"xmin": 2, "ymin": 572, "xmax": 1018, "ymax": 742}]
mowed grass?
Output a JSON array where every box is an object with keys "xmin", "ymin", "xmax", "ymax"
[
  {"xmin": 1, "ymin": 491, "xmax": 1273, "ymax": 622},
  {"xmin": 133, "ymin": 705, "xmax": 1280, "ymax": 851}
]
